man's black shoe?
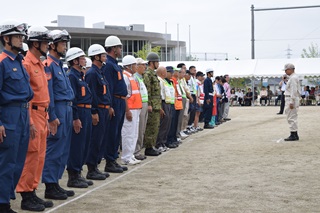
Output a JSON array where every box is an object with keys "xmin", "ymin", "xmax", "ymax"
[
  {"xmin": 0, "ymin": 203, "xmax": 17, "ymax": 213},
  {"xmin": 145, "ymin": 147, "xmax": 161, "ymax": 156},
  {"xmin": 67, "ymin": 170, "xmax": 89, "ymax": 188},
  {"xmin": 165, "ymin": 143, "xmax": 178, "ymax": 149},
  {"xmin": 204, "ymin": 124, "xmax": 214, "ymax": 129},
  {"xmin": 224, "ymin": 118, "xmax": 231, "ymax": 121},
  {"xmin": 32, "ymin": 190, "xmax": 53, "ymax": 208},
  {"xmin": 284, "ymin": 132, "xmax": 299, "ymax": 141},
  {"xmin": 21, "ymin": 192, "xmax": 45, "ymax": 212},
  {"xmin": 277, "ymin": 112, "xmax": 283, "ymax": 115},
  {"xmin": 44, "ymin": 183, "xmax": 67, "ymax": 200},
  {"xmin": 86, "ymin": 165, "xmax": 107, "ymax": 180},
  {"xmin": 78, "ymin": 172, "xmax": 94, "ymax": 186},
  {"xmin": 112, "ymin": 161, "xmax": 128, "ymax": 171},
  {"xmin": 105, "ymin": 161, "xmax": 123, "ymax": 173},
  {"xmin": 55, "ymin": 184, "xmax": 74, "ymax": 197}
]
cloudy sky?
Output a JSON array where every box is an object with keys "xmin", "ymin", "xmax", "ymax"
[{"xmin": 3, "ymin": 0, "xmax": 320, "ymax": 60}]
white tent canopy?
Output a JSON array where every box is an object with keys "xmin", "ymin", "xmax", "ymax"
[{"xmin": 159, "ymin": 58, "xmax": 320, "ymax": 79}]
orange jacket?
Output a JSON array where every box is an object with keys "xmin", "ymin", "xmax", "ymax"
[
  {"xmin": 171, "ymin": 77, "xmax": 183, "ymax": 110},
  {"xmin": 124, "ymin": 71, "xmax": 142, "ymax": 109},
  {"xmin": 23, "ymin": 51, "xmax": 50, "ymax": 125}
]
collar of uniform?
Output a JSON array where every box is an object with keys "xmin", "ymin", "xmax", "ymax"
[
  {"xmin": 26, "ymin": 51, "xmax": 42, "ymax": 66},
  {"xmin": 2, "ymin": 49, "xmax": 21, "ymax": 61},
  {"xmin": 48, "ymin": 54, "xmax": 61, "ymax": 66},
  {"xmin": 70, "ymin": 67, "xmax": 82, "ymax": 77},
  {"xmin": 106, "ymin": 54, "xmax": 117, "ymax": 64},
  {"xmin": 91, "ymin": 64, "xmax": 103, "ymax": 74}
]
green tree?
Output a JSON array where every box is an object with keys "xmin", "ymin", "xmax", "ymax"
[
  {"xmin": 134, "ymin": 44, "xmax": 161, "ymax": 60},
  {"xmin": 229, "ymin": 78, "xmax": 246, "ymax": 89},
  {"xmin": 301, "ymin": 43, "xmax": 320, "ymax": 58}
]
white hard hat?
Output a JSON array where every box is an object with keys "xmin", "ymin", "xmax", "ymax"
[
  {"xmin": 0, "ymin": 20, "xmax": 27, "ymax": 36},
  {"xmin": 27, "ymin": 26, "xmax": 51, "ymax": 42},
  {"xmin": 88, "ymin": 44, "xmax": 106, "ymax": 56},
  {"xmin": 122, "ymin": 55, "xmax": 136, "ymax": 66},
  {"xmin": 22, "ymin": 43, "xmax": 28, "ymax": 52},
  {"xmin": 85, "ymin": 57, "xmax": 92, "ymax": 68},
  {"xmin": 206, "ymin": 68, "xmax": 214, "ymax": 73},
  {"xmin": 105, "ymin": 35, "xmax": 122, "ymax": 48},
  {"xmin": 65, "ymin": 47, "xmax": 85, "ymax": 62},
  {"xmin": 136, "ymin": 58, "xmax": 148, "ymax": 64},
  {"xmin": 48, "ymin": 29, "xmax": 71, "ymax": 43}
]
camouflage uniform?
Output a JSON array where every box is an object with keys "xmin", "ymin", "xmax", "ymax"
[{"xmin": 143, "ymin": 67, "xmax": 161, "ymax": 148}]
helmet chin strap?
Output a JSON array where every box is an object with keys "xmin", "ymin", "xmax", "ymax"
[{"xmin": 36, "ymin": 42, "xmax": 47, "ymax": 57}]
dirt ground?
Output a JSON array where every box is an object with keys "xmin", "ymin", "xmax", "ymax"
[{"xmin": 12, "ymin": 105, "xmax": 320, "ymax": 213}]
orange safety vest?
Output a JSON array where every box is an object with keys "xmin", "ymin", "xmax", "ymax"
[
  {"xmin": 124, "ymin": 72, "xmax": 142, "ymax": 109},
  {"xmin": 171, "ymin": 77, "xmax": 183, "ymax": 110}
]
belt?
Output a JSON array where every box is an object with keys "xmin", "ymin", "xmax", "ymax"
[
  {"xmin": 2, "ymin": 102, "xmax": 29, "ymax": 109},
  {"xmin": 77, "ymin": 104, "xmax": 92, "ymax": 109},
  {"xmin": 285, "ymin": 95, "xmax": 291, "ymax": 97},
  {"xmin": 55, "ymin": 100, "xmax": 73, "ymax": 106},
  {"xmin": 32, "ymin": 105, "xmax": 49, "ymax": 112},
  {"xmin": 151, "ymin": 95, "xmax": 161, "ymax": 99},
  {"xmin": 98, "ymin": 104, "xmax": 110, "ymax": 109},
  {"xmin": 114, "ymin": 95, "xmax": 126, "ymax": 100}
]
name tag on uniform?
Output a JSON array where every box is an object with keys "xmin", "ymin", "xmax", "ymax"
[
  {"xmin": 12, "ymin": 68, "xmax": 17, "ymax": 72},
  {"xmin": 34, "ymin": 70, "xmax": 38, "ymax": 73},
  {"xmin": 79, "ymin": 78, "xmax": 82, "ymax": 81},
  {"xmin": 58, "ymin": 72, "xmax": 62, "ymax": 75}
]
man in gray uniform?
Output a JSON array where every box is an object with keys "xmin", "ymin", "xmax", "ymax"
[{"xmin": 283, "ymin": 63, "xmax": 301, "ymax": 141}]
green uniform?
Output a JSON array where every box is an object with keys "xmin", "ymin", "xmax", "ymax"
[{"xmin": 143, "ymin": 67, "xmax": 161, "ymax": 148}]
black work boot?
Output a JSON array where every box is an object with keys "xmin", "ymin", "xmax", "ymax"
[
  {"xmin": 32, "ymin": 190, "xmax": 53, "ymax": 208},
  {"xmin": 0, "ymin": 203, "xmax": 17, "ymax": 213},
  {"xmin": 104, "ymin": 161, "xmax": 123, "ymax": 173},
  {"xmin": 21, "ymin": 192, "xmax": 45, "ymax": 211},
  {"xmin": 55, "ymin": 183, "xmax": 75, "ymax": 197},
  {"xmin": 44, "ymin": 183, "xmax": 68, "ymax": 200},
  {"xmin": 67, "ymin": 170, "xmax": 88, "ymax": 188},
  {"xmin": 284, "ymin": 132, "xmax": 298, "ymax": 141},
  {"xmin": 78, "ymin": 171, "xmax": 94, "ymax": 186},
  {"xmin": 294, "ymin": 131, "xmax": 299, "ymax": 140},
  {"xmin": 86, "ymin": 164, "xmax": 107, "ymax": 180}
]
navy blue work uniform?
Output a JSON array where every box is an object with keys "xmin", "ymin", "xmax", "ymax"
[
  {"xmin": 85, "ymin": 64, "xmax": 111, "ymax": 166},
  {"xmin": 42, "ymin": 54, "xmax": 74, "ymax": 184},
  {"xmin": 67, "ymin": 68, "xmax": 92, "ymax": 172},
  {"xmin": 203, "ymin": 77, "xmax": 213, "ymax": 124},
  {"xmin": 102, "ymin": 55, "xmax": 127, "ymax": 162},
  {"xmin": 0, "ymin": 50, "xmax": 33, "ymax": 203}
]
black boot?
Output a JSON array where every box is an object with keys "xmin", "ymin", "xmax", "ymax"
[
  {"xmin": 0, "ymin": 203, "xmax": 17, "ymax": 213},
  {"xmin": 55, "ymin": 183, "xmax": 75, "ymax": 197},
  {"xmin": 86, "ymin": 164, "xmax": 107, "ymax": 180},
  {"xmin": 104, "ymin": 161, "xmax": 123, "ymax": 173},
  {"xmin": 78, "ymin": 171, "xmax": 94, "ymax": 186},
  {"xmin": 67, "ymin": 170, "xmax": 88, "ymax": 188},
  {"xmin": 44, "ymin": 183, "xmax": 68, "ymax": 200},
  {"xmin": 32, "ymin": 190, "xmax": 53, "ymax": 208},
  {"xmin": 21, "ymin": 192, "xmax": 45, "ymax": 212},
  {"xmin": 284, "ymin": 132, "xmax": 298, "ymax": 141},
  {"xmin": 293, "ymin": 131, "xmax": 299, "ymax": 140}
]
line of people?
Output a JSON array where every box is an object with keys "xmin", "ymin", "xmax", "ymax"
[{"xmin": 0, "ymin": 20, "xmax": 232, "ymax": 213}]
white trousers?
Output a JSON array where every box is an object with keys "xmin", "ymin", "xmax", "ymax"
[
  {"xmin": 121, "ymin": 109, "xmax": 141, "ymax": 161},
  {"xmin": 285, "ymin": 99, "xmax": 299, "ymax": 132}
]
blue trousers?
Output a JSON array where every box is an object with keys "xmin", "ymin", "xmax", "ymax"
[
  {"xmin": 42, "ymin": 103, "xmax": 72, "ymax": 183},
  {"xmin": 215, "ymin": 98, "xmax": 220, "ymax": 123},
  {"xmin": 0, "ymin": 106, "xmax": 29, "ymax": 203},
  {"xmin": 87, "ymin": 108, "xmax": 109, "ymax": 166},
  {"xmin": 104, "ymin": 98, "xmax": 125, "ymax": 162},
  {"xmin": 203, "ymin": 97, "xmax": 213, "ymax": 124},
  {"xmin": 67, "ymin": 108, "xmax": 92, "ymax": 172},
  {"xmin": 166, "ymin": 106, "xmax": 179, "ymax": 144}
]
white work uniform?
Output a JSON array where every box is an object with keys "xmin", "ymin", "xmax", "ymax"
[{"xmin": 284, "ymin": 72, "xmax": 301, "ymax": 132}]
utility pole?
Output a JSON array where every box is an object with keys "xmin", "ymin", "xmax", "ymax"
[
  {"xmin": 251, "ymin": 4, "xmax": 320, "ymax": 59},
  {"xmin": 286, "ymin": 45, "xmax": 292, "ymax": 59}
]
